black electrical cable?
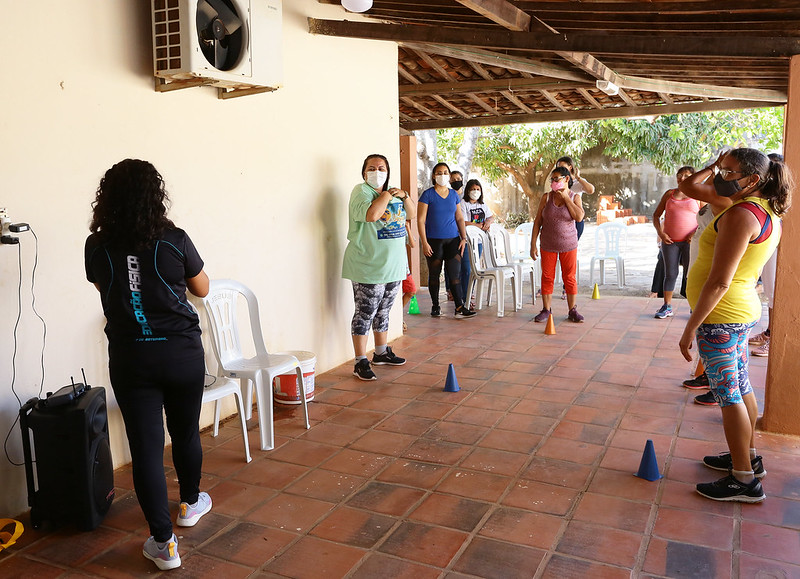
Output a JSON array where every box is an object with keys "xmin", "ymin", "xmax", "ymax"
[
  {"xmin": 29, "ymin": 228, "xmax": 47, "ymax": 399},
  {"xmin": 3, "ymin": 228, "xmax": 46, "ymax": 466},
  {"xmin": 4, "ymin": 241, "xmax": 25, "ymax": 466}
]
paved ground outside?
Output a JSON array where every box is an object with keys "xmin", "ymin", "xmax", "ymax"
[{"xmin": 2, "ymin": 265, "xmax": 797, "ymax": 578}]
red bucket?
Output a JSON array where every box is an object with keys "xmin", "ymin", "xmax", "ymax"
[{"xmin": 273, "ymin": 351, "xmax": 315, "ymax": 405}]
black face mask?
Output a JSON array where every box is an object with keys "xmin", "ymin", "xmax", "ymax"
[
  {"xmin": 713, "ymin": 173, "xmax": 744, "ymax": 197},
  {"xmin": 451, "ymin": 180, "xmax": 463, "ymax": 191}
]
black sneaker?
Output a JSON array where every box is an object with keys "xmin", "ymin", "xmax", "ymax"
[
  {"xmin": 702, "ymin": 453, "xmax": 766, "ymax": 479},
  {"xmin": 694, "ymin": 391, "xmax": 718, "ymax": 406},
  {"xmin": 683, "ymin": 373, "xmax": 710, "ymax": 389},
  {"xmin": 353, "ymin": 359, "xmax": 377, "ymax": 381},
  {"xmin": 431, "ymin": 305, "xmax": 442, "ymax": 317},
  {"xmin": 372, "ymin": 346, "xmax": 406, "ymax": 366},
  {"xmin": 696, "ymin": 474, "xmax": 765, "ymax": 503},
  {"xmin": 454, "ymin": 306, "xmax": 476, "ymax": 318}
]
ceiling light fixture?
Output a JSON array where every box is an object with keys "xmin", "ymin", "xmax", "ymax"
[
  {"xmin": 596, "ymin": 80, "xmax": 620, "ymax": 96},
  {"xmin": 342, "ymin": 0, "xmax": 373, "ymax": 13}
]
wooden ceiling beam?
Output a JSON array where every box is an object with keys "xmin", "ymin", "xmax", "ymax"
[
  {"xmin": 398, "ymin": 78, "xmax": 591, "ymax": 96},
  {"xmin": 557, "ymin": 52, "xmax": 621, "ymax": 86},
  {"xmin": 577, "ymin": 88, "xmax": 603, "ymax": 109},
  {"xmin": 467, "ymin": 93, "xmax": 502, "ymax": 116},
  {"xmin": 514, "ymin": 1, "xmax": 800, "ymax": 15},
  {"xmin": 409, "ymin": 48, "xmax": 455, "ymax": 83},
  {"xmin": 432, "ymin": 95, "xmax": 472, "ymax": 118},
  {"xmin": 400, "ymin": 97, "xmax": 445, "ymax": 121},
  {"xmin": 467, "ymin": 60, "xmax": 533, "ymax": 114},
  {"xmin": 402, "ymin": 40, "xmax": 786, "ymax": 102},
  {"xmin": 453, "ymin": 0, "xmax": 531, "ymax": 31},
  {"xmin": 401, "ymin": 99, "xmax": 779, "ymax": 131},
  {"xmin": 616, "ymin": 89, "xmax": 638, "ymax": 108},
  {"xmin": 307, "ymin": 18, "xmax": 800, "ymax": 58},
  {"xmin": 399, "ymin": 42, "xmax": 591, "ymax": 83},
  {"xmin": 539, "ymin": 89, "xmax": 567, "ymax": 112}
]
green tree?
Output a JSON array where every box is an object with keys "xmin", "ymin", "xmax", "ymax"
[
  {"xmin": 598, "ymin": 108, "xmax": 784, "ymax": 173},
  {"xmin": 436, "ymin": 107, "xmax": 784, "ymax": 219},
  {"xmin": 439, "ymin": 122, "xmax": 600, "ymax": 217}
]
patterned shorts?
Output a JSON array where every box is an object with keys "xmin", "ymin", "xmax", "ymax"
[
  {"xmin": 695, "ymin": 321, "xmax": 757, "ymax": 407},
  {"xmin": 351, "ymin": 281, "xmax": 401, "ymax": 336}
]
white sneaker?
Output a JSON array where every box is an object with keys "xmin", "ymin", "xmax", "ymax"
[{"xmin": 176, "ymin": 492, "xmax": 212, "ymax": 527}]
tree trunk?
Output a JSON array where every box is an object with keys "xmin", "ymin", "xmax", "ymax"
[
  {"xmin": 415, "ymin": 129, "xmax": 437, "ymax": 192},
  {"xmin": 456, "ymin": 127, "xmax": 481, "ymax": 177},
  {"xmin": 414, "ymin": 129, "xmax": 438, "ymax": 289}
]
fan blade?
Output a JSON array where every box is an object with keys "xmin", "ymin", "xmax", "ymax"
[
  {"xmin": 214, "ymin": 39, "xmax": 229, "ymax": 69},
  {"xmin": 209, "ymin": 0, "xmax": 242, "ymax": 34},
  {"xmin": 196, "ymin": 0, "xmax": 218, "ymax": 31},
  {"xmin": 207, "ymin": 0, "xmax": 242, "ymax": 35}
]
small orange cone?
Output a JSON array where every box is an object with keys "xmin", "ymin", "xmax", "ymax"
[
  {"xmin": 694, "ymin": 358, "xmax": 705, "ymax": 377},
  {"xmin": 544, "ymin": 313, "xmax": 556, "ymax": 335}
]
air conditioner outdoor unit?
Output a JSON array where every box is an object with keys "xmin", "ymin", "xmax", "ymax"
[{"xmin": 151, "ymin": 0, "xmax": 282, "ymax": 93}]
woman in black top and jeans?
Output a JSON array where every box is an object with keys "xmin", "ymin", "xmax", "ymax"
[{"xmin": 85, "ymin": 159, "xmax": 211, "ymax": 571}]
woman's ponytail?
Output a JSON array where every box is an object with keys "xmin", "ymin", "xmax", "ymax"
[{"xmin": 763, "ymin": 160, "xmax": 793, "ymax": 217}]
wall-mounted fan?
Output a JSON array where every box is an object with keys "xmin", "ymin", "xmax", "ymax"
[{"xmin": 151, "ymin": 0, "xmax": 283, "ymax": 93}]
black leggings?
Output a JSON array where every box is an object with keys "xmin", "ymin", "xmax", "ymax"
[
  {"xmin": 109, "ymin": 338, "xmax": 205, "ymax": 542},
  {"xmin": 426, "ymin": 237, "xmax": 464, "ymax": 307}
]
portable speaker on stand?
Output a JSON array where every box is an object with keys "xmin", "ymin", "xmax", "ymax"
[{"xmin": 19, "ymin": 379, "xmax": 115, "ymax": 531}]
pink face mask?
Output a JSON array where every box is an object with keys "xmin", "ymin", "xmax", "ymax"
[{"xmin": 550, "ymin": 180, "xmax": 566, "ymax": 191}]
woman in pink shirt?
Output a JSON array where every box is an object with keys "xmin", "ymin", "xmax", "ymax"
[
  {"xmin": 530, "ymin": 166, "xmax": 586, "ymax": 323},
  {"xmin": 652, "ymin": 166, "xmax": 702, "ymax": 318}
]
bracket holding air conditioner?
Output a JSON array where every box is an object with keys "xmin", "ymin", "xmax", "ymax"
[{"xmin": 154, "ymin": 77, "xmax": 215, "ymax": 93}]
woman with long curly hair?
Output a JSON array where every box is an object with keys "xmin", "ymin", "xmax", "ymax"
[
  {"xmin": 85, "ymin": 159, "xmax": 211, "ymax": 570},
  {"xmin": 679, "ymin": 148, "xmax": 792, "ymax": 503}
]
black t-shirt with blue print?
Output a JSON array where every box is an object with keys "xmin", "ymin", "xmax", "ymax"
[{"xmin": 85, "ymin": 228, "xmax": 204, "ymax": 343}]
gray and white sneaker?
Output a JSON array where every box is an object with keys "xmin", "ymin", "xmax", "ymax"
[
  {"xmin": 177, "ymin": 491, "xmax": 212, "ymax": 527},
  {"xmin": 143, "ymin": 534, "xmax": 181, "ymax": 570}
]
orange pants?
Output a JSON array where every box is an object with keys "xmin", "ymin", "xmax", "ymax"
[{"xmin": 540, "ymin": 249, "xmax": 577, "ymax": 295}]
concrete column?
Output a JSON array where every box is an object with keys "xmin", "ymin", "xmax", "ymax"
[
  {"xmin": 762, "ymin": 55, "xmax": 800, "ymax": 435},
  {"xmin": 399, "ymin": 135, "xmax": 420, "ymax": 290}
]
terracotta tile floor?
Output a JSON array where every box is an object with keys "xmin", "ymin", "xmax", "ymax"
[{"xmin": 3, "ymin": 293, "xmax": 800, "ymax": 578}]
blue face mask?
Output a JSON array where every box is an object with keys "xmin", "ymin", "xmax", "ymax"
[{"xmin": 713, "ymin": 173, "xmax": 743, "ymax": 197}]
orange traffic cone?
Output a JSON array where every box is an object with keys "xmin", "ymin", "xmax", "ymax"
[
  {"xmin": 694, "ymin": 358, "xmax": 705, "ymax": 377},
  {"xmin": 544, "ymin": 313, "xmax": 556, "ymax": 335}
]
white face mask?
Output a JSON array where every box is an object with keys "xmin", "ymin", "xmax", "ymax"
[
  {"xmin": 469, "ymin": 190, "xmax": 481, "ymax": 201},
  {"xmin": 435, "ymin": 174, "xmax": 450, "ymax": 187},
  {"xmin": 365, "ymin": 170, "xmax": 388, "ymax": 190}
]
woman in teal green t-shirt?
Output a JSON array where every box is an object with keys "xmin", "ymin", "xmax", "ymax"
[{"xmin": 343, "ymin": 154, "xmax": 416, "ymax": 381}]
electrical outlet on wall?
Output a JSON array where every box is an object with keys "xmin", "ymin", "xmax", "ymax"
[{"xmin": 0, "ymin": 207, "xmax": 10, "ymax": 234}]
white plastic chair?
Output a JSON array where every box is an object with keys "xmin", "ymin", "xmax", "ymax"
[
  {"xmin": 488, "ymin": 223, "xmax": 535, "ymax": 309},
  {"xmin": 590, "ymin": 222, "xmax": 627, "ymax": 287},
  {"xmin": 203, "ymin": 373, "xmax": 252, "ymax": 463},
  {"xmin": 202, "ymin": 279, "xmax": 310, "ymax": 451},
  {"xmin": 465, "ymin": 228, "xmax": 518, "ymax": 317}
]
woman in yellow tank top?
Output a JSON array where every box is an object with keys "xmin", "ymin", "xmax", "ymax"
[{"xmin": 678, "ymin": 148, "xmax": 792, "ymax": 503}]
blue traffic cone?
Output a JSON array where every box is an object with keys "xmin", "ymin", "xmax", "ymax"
[
  {"xmin": 443, "ymin": 363, "xmax": 460, "ymax": 392},
  {"xmin": 634, "ymin": 439, "xmax": 663, "ymax": 481}
]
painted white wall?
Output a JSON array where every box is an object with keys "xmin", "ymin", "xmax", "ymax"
[{"xmin": 0, "ymin": 0, "xmax": 400, "ymax": 518}]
